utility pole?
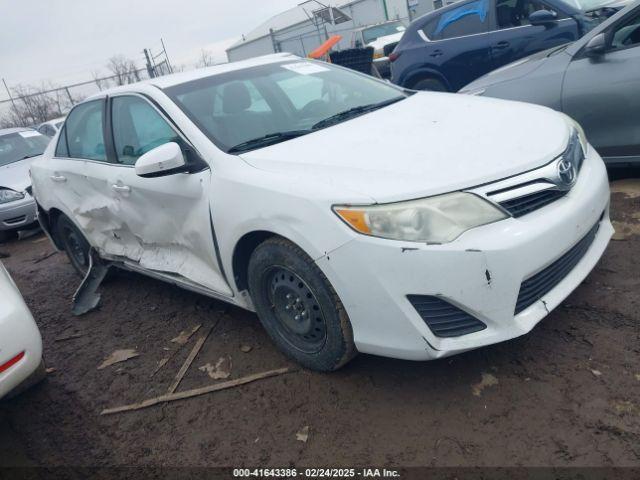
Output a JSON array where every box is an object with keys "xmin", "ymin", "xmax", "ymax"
[
  {"xmin": 144, "ymin": 49, "xmax": 156, "ymax": 78},
  {"xmin": 382, "ymin": 0, "xmax": 389, "ymax": 20},
  {"xmin": 160, "ymin": 38, "xmax": 174, "ymax": 74}
]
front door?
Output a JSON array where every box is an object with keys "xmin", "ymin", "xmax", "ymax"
[
  {"xmin": 562, "ymin": 8, "xmax": 640, "ymax": 162},
  {"xmin": 489, "ymin": 0, "xmax": 579, "ymax": 70},
  {"xmin": 104, "ymin": 94, "xmax": 232, "ymax": 295}
]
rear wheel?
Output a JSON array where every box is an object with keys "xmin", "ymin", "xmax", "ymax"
[
  {"xmin": 411, "ymin": 77, "xmax": 448, "ymax": 92},
  {"xmin": 247, "ymin": 237, "xmax": 356, "ymax": 372},
  {"xmin": 55, "ymin": 215, "xmax": 91, "ymax": 277}
]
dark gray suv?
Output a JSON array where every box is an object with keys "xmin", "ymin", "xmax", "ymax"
[{"xmin": 461, "ymin": 1, "xmax": 640, "ymax": 165}]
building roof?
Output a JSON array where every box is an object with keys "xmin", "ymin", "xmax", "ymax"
[{"xmin": 228, "ymin": 0, "xmax": 352, "ymax": 50}]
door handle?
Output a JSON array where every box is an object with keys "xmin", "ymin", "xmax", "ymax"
[
  {"xmin": 111, "ymin": 184, "xmax": 131, "ymax": 194},
  {"xmin": 430, "ymin": 49, "xmax": 444, "ymax": 57},
  {"xmin": 50, "ymin": 175, "xmax": 67, "ymax": 183},
  {"xmin": 493, "ymin": 41, "xmax": 510, "ymax": 49}
]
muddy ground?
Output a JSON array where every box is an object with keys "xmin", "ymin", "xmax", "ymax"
[{"xmin": 0, "ymin": 174, "xmax": 638, "ymax": 470}]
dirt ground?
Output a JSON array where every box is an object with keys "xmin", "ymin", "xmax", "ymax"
[{"xmin": 0, "ymin": 173, "xmax": 638, "ymax": 471}]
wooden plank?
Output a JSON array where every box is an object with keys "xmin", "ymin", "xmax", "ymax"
[
  {"xmin": 100, "ymin": 367, "xmax": 292, "ymax": 415},
  {"xmin": 166, "ymin": 325, "xmax": 213, "ymax": 394}
]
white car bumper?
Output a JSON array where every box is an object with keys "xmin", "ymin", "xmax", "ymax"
[
  {"xmin": 0, "ymin": 263, "xmax": 42, "ymax": 399},
  {"xmin": 317, "ymin": 146, "xmax": 613, "ymax": 360},
  {"xmin": 0, "ymin": 196, "xmax": 37, "ymax": 232}
]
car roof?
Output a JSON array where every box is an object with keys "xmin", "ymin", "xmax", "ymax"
[
  {"xmin": 84, "ymin": 53, "xmax": 300, "ymax": 101},
  {"xmin": 0, "ymin": 127, "xmax": 33, "ymax": 137},
  {"xmin": 40, "ymin": 116, "xmax": 66, "ymax": 127}
]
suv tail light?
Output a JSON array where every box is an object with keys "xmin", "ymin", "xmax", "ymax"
[{"xmin": 389, "ymin": 51, "xmax": 401, "ymax": 62}]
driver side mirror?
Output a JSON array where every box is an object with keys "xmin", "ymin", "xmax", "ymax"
[
  {"xmin": 135, "ymin": 142, "xmax": 187, "ymax": 178},
  {"xmin": 528, "ymin": 9, "xmax": 558, "ymax": 27},
  {"xmin": 584, "ymin": 32, "xmax": 608, "ymax": 57}
]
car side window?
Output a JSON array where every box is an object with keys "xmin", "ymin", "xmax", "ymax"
[
  {"xmin": 111, "ymin": 96, "xmax": 180, "ymax": 166},
  {"xmin": 55, "ymin": 126, "xmax": 69, "ymax": 157},
  {"xmin": 428, "ymin": 0, "xmax": 489, "ymax": 40},
  {"xmin": 495, "ymin": 0, "xmax": 564, "ymax": 29},
  {"xmin": 611, "ymin": 10, "xmax": 640, "ymax": 49},
  {"xmin": 62, "ymin": 100, "xmax": 107, "ymax": 161}
]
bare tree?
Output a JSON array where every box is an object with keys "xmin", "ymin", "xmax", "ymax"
[
  {"xmin": 0, "ymin": 84, "xmax": 65, "ymax": 128},
  {"xmin": 107, "ymin": 55, "xmax": 141, "ymax": 86},
  {"xmin": 195, "ymin": 49, "xmax": 216, "ymax": 69},
  {"xmin": 92, "ymin": 70, "xmax": 108, "ymax": 91}
]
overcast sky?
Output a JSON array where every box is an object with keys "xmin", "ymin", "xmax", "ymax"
[{"xmin": 0, "ymin": 0, "xmax": 302, "ymax": 92}]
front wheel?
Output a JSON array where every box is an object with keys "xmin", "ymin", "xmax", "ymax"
[
  {"xmin": 248, "ymin": 237, "xmax": 356, "ymax": 372},
  {"xmin": 55, "ymin": 215, "xmax": 91, "ymax": 277}
]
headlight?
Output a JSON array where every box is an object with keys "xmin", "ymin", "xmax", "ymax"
[
  {"xmin": 334, "ymin": 192, "xmax": 508, "ymax": 244},
  {"xmin": 0, "ymin": 188, "xmax": 25, "ymax": 204},
  {"xmin": 561, "ymin": 114, "xmax": 588, "ymax": 154},
  {"xmin": 373, "ymin": 51, "xmax": 385, "ymax": 59}
]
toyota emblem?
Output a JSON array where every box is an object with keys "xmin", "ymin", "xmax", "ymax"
[{"xmin": 557, "ymin": 158, "xmax": 577, "ymax": 186}]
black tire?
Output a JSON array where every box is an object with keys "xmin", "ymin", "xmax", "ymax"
[
  {"xmin": 411, "ymin": 77, "xmax": 448, "ymax": 92},
  {"xmin": 248, "ymin": 237, "xmax": 356, "ymax": 372},
  {"xmin": 55, "ymin": 215, "xmax": 91, "ymax": 277}
]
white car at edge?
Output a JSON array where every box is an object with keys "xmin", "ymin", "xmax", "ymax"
[
  {"xmin": 0, "ymin": 261, "xmax": 44, "ymax": 399},
  {"xmin": 30, "ymin": 53, "xmax": 612, "ymax": 371}
]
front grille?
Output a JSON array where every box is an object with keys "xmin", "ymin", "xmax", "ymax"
[
  {"xmin": 515, "ymin": 221, "xmax": 600, "ymax": 315},
  {"xmin": 407, "ymin": 295, "xmax": 486, "ymax": 338},
  {"xmin": 499, "ymin": 189, "xmax": 567, "ymax": 218}
]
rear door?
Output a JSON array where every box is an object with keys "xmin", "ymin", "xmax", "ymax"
[
  {"xmin": 562, "ymin": 7, "xmax": 640, "ymax": 162},
  {"xmin": 105, "ymin": 93, "xmax": 232, "ymax": 295},
  {"xmin": 420, "ymin": 0, "xmax": 493, "ymax": 90},
  {"xmin": 36, "ymin": 98, "xmax": 115, "ymax": 240},
  {"xmin": 489, "ymin": 0, "xmax": 579, "ymax": 70}
]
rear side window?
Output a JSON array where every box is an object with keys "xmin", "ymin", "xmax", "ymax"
[
  {"xmin": 111, "ymin": 96, "xmax": 180, "ymax": 166},
  {"xmin": 63, "ymin": 100, "xmax": 107, "ymax": 161},
  {"xmin": 55, "ymin": 126, "xmax": 69, "ymax": 157},
  {"xmin": 425, "ymin": 0, "xmax": 489, "ymax": 40}
]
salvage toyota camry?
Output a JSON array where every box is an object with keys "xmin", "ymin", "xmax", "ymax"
[{"xmin": 30, "ymin": 53, "xmax": 612, "ymax": 371}]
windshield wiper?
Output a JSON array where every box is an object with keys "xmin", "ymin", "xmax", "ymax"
[
  {"xmin": 21, "ymin": 154, "xmax": 43, "ymax": 160},
  {"xmin": 227, "ymin": 130, "xmax": 312, "ymax": 154},
  {"xmin": 311, "ymin": 96, "xmax": 406, "ymax": 130}
]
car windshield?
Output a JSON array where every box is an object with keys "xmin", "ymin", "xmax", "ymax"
[
  {"xmin": 164, "ymin": 61, "xmax": 407, "ymax": 153},
  {"xmin": 0, "ymin": 131, "xmax": 49, "ymax": 167},
  {"xmin": 362, "ymin": 22, "xmax": 406, "ymax": 43}
]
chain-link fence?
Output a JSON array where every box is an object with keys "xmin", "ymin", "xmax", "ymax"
[{"xmin": 0, "ymin": 68, "xmax": 152, "ymax": 129}]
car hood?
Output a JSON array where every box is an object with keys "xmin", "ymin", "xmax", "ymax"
[
  {"xmin": 0, "ymin": 156, "xmax": 39, "ymax": 192},
  {"xmin": 368, "ymin": 31, "xmax": 404, "ymax": 51},
  {"xmin": 240, "ymin": 93, "xmax": 571, "ymax": 204}
]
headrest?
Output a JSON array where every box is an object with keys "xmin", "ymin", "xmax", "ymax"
[{"xmin": 222, "ymin": 82, "xmax": 252, "ymax": 115}]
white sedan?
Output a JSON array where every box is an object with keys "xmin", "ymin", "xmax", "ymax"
[
  {"xmin": 31, "ymin": 54, "xmax": 612, "ymax": 371},
  {"xmin": 0, "ymin": 262, "xmax": 44, "ymax": 399}
]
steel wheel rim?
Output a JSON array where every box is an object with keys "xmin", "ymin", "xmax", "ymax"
[
  {"xmin": 265, "ymin": 266, "xmax": 327, "ymax": 354},
  {"xmin": 63, "ymin": 226, "xmax": 87, "ymax": 272}
]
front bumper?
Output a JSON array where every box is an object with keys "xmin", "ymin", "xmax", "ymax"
[
  {"xmin": 0, "ymin": 195, "xmax": 37, "ymax": 232},
  {"xmin": 317, "ymin": 146, "xmax": 613, "ymax": 360}
]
